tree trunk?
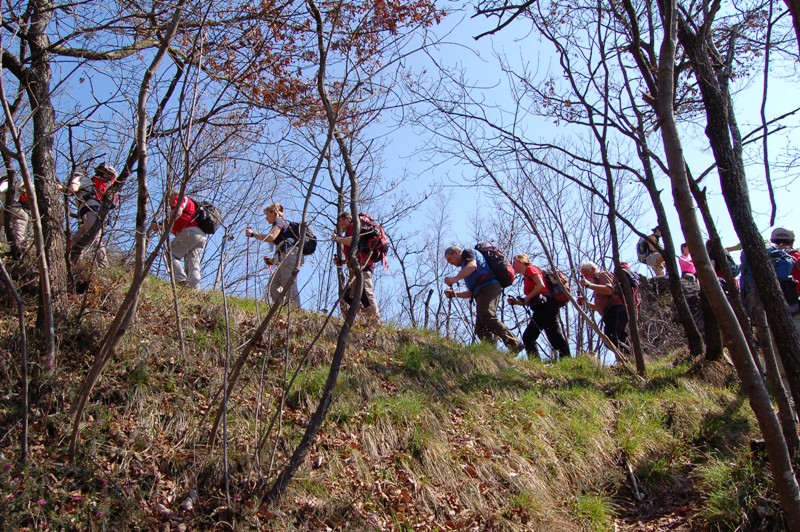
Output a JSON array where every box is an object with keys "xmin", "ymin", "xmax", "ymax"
[
  {"xmin": 28, "ymin": 0, "xmax": 69, "ymax": 320},
  {"xmin": 699, "ymin": 288, "xmax": 723, "ymax": 361},
  {"xmin": 660, "ymin": 5, "xmax": 800, "ymax": 525}
]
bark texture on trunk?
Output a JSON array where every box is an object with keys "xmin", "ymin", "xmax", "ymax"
[{"xmin": 28, "ymin": 0, "xmax": 69, "ymax": 320}]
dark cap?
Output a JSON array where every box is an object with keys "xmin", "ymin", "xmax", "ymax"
[{"xmin": 652, "ymin": 225, "xmax": 661, "ymax": 233}]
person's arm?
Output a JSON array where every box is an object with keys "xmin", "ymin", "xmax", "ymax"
[
  {"xmin": 576, "ymin": 294, "xmax": 597, "ymax": 312},
  {"xmin": 580, "ymin": 273, "xmax": 614, "ymax": 296},
  {"xmin": 523, "ymin": 271, "xmax": 546, "ymax": 304},
  {"xmin": 246, "ymin": 225, "xmax": 281, "ymax": 243},
  {"xmin": 444, "ymin": 259, "xmax": 477, "ymax": 286},
  {"xmin": 332, "ymin": 233, "xmax": 353, "ymax": 245},
  {"xmin": 56, "ymin": 175, "xmax": 82, "ymax": 195},
  {"xmin": 444, "ymin": 288, "xmax": 472, "ymax": 299}
]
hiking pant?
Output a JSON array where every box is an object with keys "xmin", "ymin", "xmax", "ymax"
[
  {"xmin": 601, "ymin": 304, "xmax": 629, "ymax": 350},
  {"xmin": 3, "ymin": 206, "xmax": 29, "ymax": 256},
  {"xmin": 345, "ymin": 268, "xmax": 381, "ymax": 324},
  {"xmin": 71, "ymin": 210, "xmax": 108, "ymax": 268},
  {"xmin": 171, "ymin": 226, "xmax": 207, "ymax": 289},
  {"xmin": 474, "ymin": 282, "xmax": 523, "ymax": 352},
  {"xmin": 645, "ymin": 252, "xmax": 664, "ymax": 276},
  {"xmin": 269, "ymin": 245, "xmax": 302, "ymax": 307},
  {"xmin": 523, "ymin": 296, "xmax": 570, "ymax": 359}
]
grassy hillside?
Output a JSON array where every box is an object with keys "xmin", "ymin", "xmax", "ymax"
[{"xmin": 0, "ymin": 270, "xmax": 782, "ymax": 530}]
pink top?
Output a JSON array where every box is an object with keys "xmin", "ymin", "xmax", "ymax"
[{"xmin": 679, "ymin": 254, "xmax": 696, "ymax": 275}]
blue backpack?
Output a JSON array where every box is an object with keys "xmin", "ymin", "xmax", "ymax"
[
  {"xmin": 742, "ymin": 246, "xmax": 798, "ymax": 311},
  {"xmin": 769, "ymin": 246, "xmax": 795, "ymax": 280}
]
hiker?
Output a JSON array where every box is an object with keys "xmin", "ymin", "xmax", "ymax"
[
  {"xmin": 331, "ymin": 211, "xmax": 381, "ymax": 327},
  {"xmin": 56, "ymin": 163, "xmax": 118, "ymax": 268},
  {"xmin": 150, "ymin": 190, "xmax": 208, "ymax": 289},
  {"xmin": 578, "ymin": 261, "xmax": 628, "ymax": 350},
  {"xmin": 706, "ymin": 240, "xmax": 739, "ymax": 292},
  {"xmin": 1, "ymin": 176, "xmax": 30, "ymax": 259},
  {"xmin": 443, "ymin": 245, "xmax": 524, "ymax": 354},
  {"xmin": 741, "ymin": 227, "xmax": 799, "ymax": 323},
  {"xmin": 679, "ymin": 243, "xmax": 696, "ymax": 282},
  {"xmin": 506, "ymin": 254, "xmax": 570, "ymax": 360},
  {"xmin": 637, "ymin": 226, "xmax": 665, "ymax": 276},
  {"xmin": 245, "ymin": 202, "xmax": 302, "ymax": 307}
]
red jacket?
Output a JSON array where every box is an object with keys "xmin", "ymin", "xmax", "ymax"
[
  {"xmin": 342, "ymin": 224, "xmax": 373, "ymax": 270},
  {"xmin": 170, "ymin": 196, "xmax": 199, "ymax": 235},
  {"xmin": 522, "ymin": 265, "xmax": 550, "ymax": 296},
  {"xmin": 788, "ymin": 249, "xmax": 800, "ymax": 294}
]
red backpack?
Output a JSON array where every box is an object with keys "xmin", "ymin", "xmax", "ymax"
[{"xmin": 357, "ymin": 213, "xmax": 390, "ymax": 264}]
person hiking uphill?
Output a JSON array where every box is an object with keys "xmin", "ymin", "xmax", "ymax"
[
  {"xmin": 637, "ymin": 226, "xmax": 665, "ymax": 276},
  {"xmin": 506, "ymin": 254, "xmax": 571, "ymax": 361},
  {"xmin": 679, "ymin": 243, "xmax": 696, "ymax": 282},
  {"xmin": 578, "ymin": 261, "xmax": 628, "ymax": 350},
  {"xmin": 245, "ymin": 202, "xmax": 302, "ymax": 308},
  {"xmin": 150, "ymin": 189, "xmax": 208, "ymax": 289},
  {"xmin": 57, "ymin": 163, "xmax": 118, "ymax": 269},
  {"xmin": 741, "ymin": 226, "xmax": 799, "ymax": 326},
  {"xmin": 331, "ymin": 211, "xmax": 381, "ymax": 327},
  {"xmin": 443, "ymin": 245, "xmax": 524, "ymax": 354}
]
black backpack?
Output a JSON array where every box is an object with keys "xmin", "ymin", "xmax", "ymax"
[
  {"xmin": 195, "ymin": 201, "xmax": 222, "ymax": 235},
  {"xmin": 287, "ymin": 221, "xmax": 317, "ymax": 256},
  {"xmin": 474, "ymin": 243, "xmax": 515, "ymax": 288},
  {"xmin": 636, "ymin": 237, "xmax": 650, "ymax": 263},
  {"xmin": 541, "ymin": 269, "xmax": 570, "ymax": 307}
]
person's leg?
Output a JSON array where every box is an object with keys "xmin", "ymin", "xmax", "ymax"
[
  {"xmin": 269, "ymin": 246, "xmax": 302, "ymax": 307},
  {"xmin": 476, "ymin": 283, "xmax": 523, "ymax": 352},
  {"xmin": 6, "ymin": 207, "xmax": 29, "ymax": 257},
  {"xmin": 343, "ymin": 273, "xmax": 356, "ymax": 307},
  {"xmin": 603, "ymin": 305, "xmax": 628, "ymax": 349},
  {"xmin": 646, "ymin": 253, "xmax": 664, "ymax": 276},
  {"xmin": 71, "ymin": 211, "xmax": 106, "ymax": 267},
  {"xmin": 616, "ymin": 305, "xmax": 629, "ymax": 348},
  {"xmin": 473, "ymin": 295, "xmax": 491, "ymax": 343},
  {"xmin": 88, "ymin": 211, "xmax": 108, "ymax": 268},
  {"xmin": 286, "ymin": 248, "xmax": 302, "ymax": 307},
  {"xmin": 539, "ymin": 298, "xmax": 570, "ymax": 357},
  {"xmin": 183, "ymin": 228, "xmax": 207, "ymax": 289},
  {"xmin": 169, "ymin": 229, "xmax": 193, "ymax": 284},
  {"xmin": 361, "ymin": 269, "xmax": 381, "ymax": 324},
  {"xmin": 521, "ymin": 316, "xmax": 542, "ymax": 358}
]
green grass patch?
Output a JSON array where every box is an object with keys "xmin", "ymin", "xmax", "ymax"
[
  {"xmin": 398, "ymin": 342, "xmax": 427, "ymax": 376},
  {"xmin": 366, "ymin": 392, "xmax": 426, "ymax": 425},
  {"xmin": 698, "ymin": 453, "xmax": 782, "ymax": 530},
  {"xmin": 287, "ymin": 367, "xmax": 330, "ymax": 406},
  {"xmin": 571, "ymin": 493, "xmax": 615, "ymax": 530}
]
